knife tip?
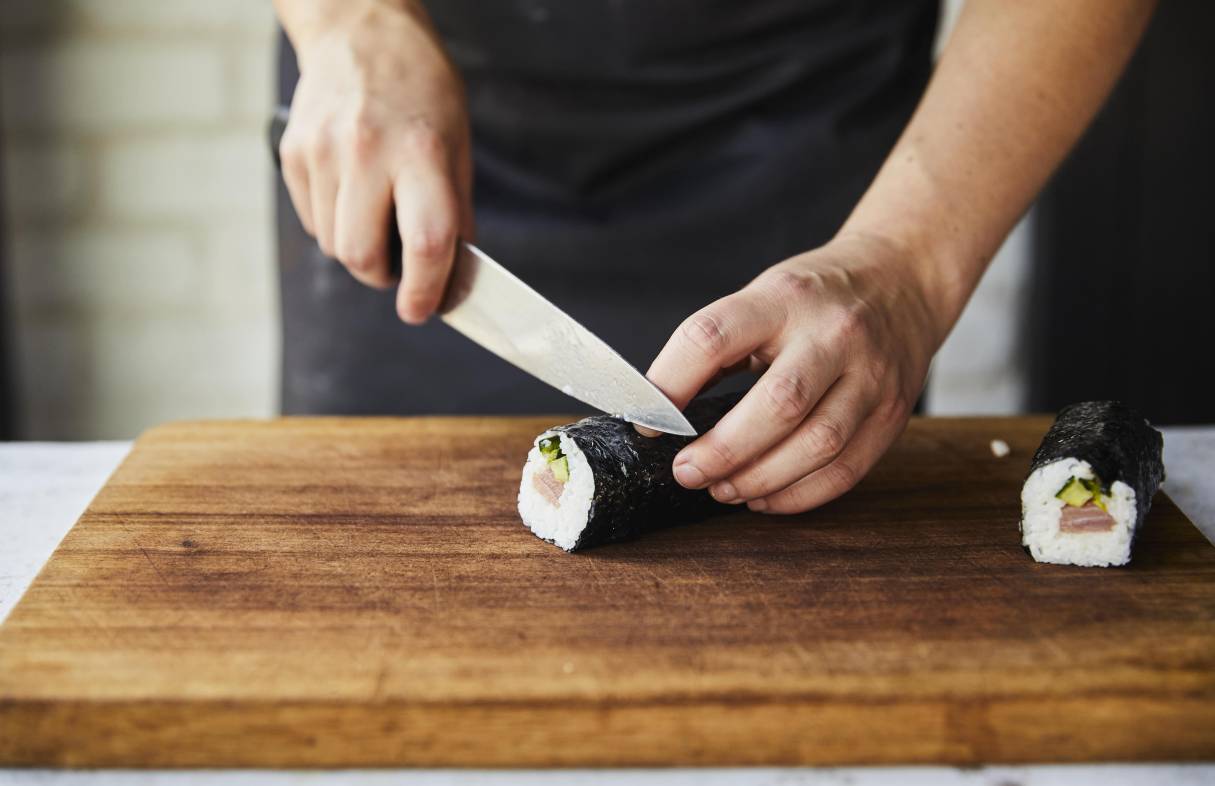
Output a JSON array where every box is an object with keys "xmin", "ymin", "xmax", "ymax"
[{"xmin": 630, "ymin": 418, "xmax": 698, "ymax": 438}]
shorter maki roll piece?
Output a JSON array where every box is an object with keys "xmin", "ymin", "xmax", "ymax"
[
  {"xmin": 517, "ymin": 392, "xmax": 741, "ymax": 551},
  {"xmin": 1020, "ymin": 401, "xmax": 1165, "ymax": 567}
]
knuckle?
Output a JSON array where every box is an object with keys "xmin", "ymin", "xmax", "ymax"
[
  {"xmin": 729, "ymin": 475, "xmax": 757, "ymax": 499},
  {"xmin": 351, "ymin": 267, "xmax": 392, "ymax": 290},
  {"xmin": 835, "ymin": 309, "xmax": 862, "ymax": 341},
  {"xmin": 761, "ymin": 371, "xmax": 811, "ymax": 423},
  {"xmin": 408, "ymin": 291, "xmax": 435, "ymax": 311},
  {"xmin": 801, "ymin": 419, "xmax": 847, "ymax": 463},
  {"xmin": 280, "ymin": 137, "xmax": 307, "ymax": 171},
  {"xmin": 700, "ymin": 437, "xmax": 738, "ymax": 472},
  {"xmin": 823, "ymin": 458, "xmax": 860, "ymax": 495},
  {"xmin": 343, "ymin": 118, "xmax": 382, "ymax": 161},
  {"xmin": 406, "ymin": 226, "xmax": 455, "ymax": 261},
  {"xmin": 308, "ymin": 132, "xmax": 335, "ymax": 164},
  {"xmin": 339, "ymin": 243, "xmax": 377, "ymax": 273},
  {"xmin": 759, "ymin": 268, "xmax": 816, "ymax": 298},
  {"xmin": 731, "ymin": 469, "xmax": 771, "ymax": 501},
  {"xmin": 880, "ymin": 395, "xmax": 912, "ymax": 424},
  {"xmin": 401, "ymin": 122, "xmax": 446, "ymax": 159},
  {"xmin": 399, "ymin": 292, "xmax": 437, "ymax": 321},
  {"xmin": 680, "ymin": 309, "xmax": 730, "ymax": 360},
  {"xmin": 836, "ymin": 301, "xmax": 876, "ymax": 342}
]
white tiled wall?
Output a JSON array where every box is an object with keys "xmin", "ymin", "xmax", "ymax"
[
  {"xmin": 0, "ymin": 0, "xmax": 1022, "ymax": 439},
  {"xmin": 1, "ymin": 1, "xmax": 280, "ymax": 439}
]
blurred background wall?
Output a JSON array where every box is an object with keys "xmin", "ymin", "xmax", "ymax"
[
  {"xmin": 0, "ymin": 2, "xmax": 279, "ymax": 439},
  {"xmin": 0, "ymin": 0, "xmax": 1027, "ymax": 441}
]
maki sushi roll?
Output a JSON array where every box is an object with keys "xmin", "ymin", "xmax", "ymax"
[
  {"xmin": 517, "ymin": 393, "xmax": 741, "ymax": 551},
  {"xmin": 1020, "ymin": 401, "xmax": 1165, "ymax": 567}
]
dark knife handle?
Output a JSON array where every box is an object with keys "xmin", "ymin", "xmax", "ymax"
[{"xmin": 268, "ymin": 107, "xmax": 403, "ymax": 278}]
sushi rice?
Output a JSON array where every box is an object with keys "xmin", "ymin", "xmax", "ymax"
[
  {"xmin": 518, "ymin": 431, "xmax": 596, "ymax": 551},
  {"xmin": 1021, "ymin": 456, "xmax": 1138, "ymax": 567}
]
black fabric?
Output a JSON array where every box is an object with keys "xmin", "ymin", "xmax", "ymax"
[
  {"xmin": 276, "ymin": 1, "xmax": 938, "ymax": 415},
  {"xmin": 1027, "ymin": 1, "xmax": 1215, "ymax": 425}
]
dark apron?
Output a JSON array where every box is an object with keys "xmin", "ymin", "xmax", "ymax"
[{"xmin": 276, "ymin": 1, "xmax": 938, "ymax": 415}]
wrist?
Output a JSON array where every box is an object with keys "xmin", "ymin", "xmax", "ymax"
[
  {"xmin": 283, "ymin": 0, "xmax": 423, "ymax": 66},
  {"xmin": 830, "ymin": 225, "xmax": 965, "ymax": 352}
]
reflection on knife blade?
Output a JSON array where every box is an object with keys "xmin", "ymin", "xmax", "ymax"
[{"xmin": 439, "ymin": 243, "xmax": 697, "ymax": 437}]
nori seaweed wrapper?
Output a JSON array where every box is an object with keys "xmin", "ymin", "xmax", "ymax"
[
  {"xmin": 546, "ymin": 391, "xmax": 744, "ymax": 551},
  {"xmin": 1029, "ymin": 400, "xmax": 1165, "ymax": 541}
]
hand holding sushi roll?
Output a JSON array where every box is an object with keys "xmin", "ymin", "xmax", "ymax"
[
  {"xmin": 644, "ymin": 232, "xmax": 941, "ymax": 514},
  {"xmin": 643, "ymin": 1, "xmax": 1155, "ymax": 514},
  {"xmin": 275, "ymin": 0, "xmax": 473, "ymax": 325}
]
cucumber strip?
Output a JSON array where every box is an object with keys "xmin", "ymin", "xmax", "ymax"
[
  {"xmin": 1057, "ymin": 477, "xmax": 1093, "ymax": 507},
  {"xmin": 551, "ymin": 456, "xmax": 570, "ymax": 482},
  {"xmin": 1056, "ymin": 475, "xmax": 1110, "ymax": 510},
  {"xmin": 538, "ymin": 436, "xmax": 561, "ymax": 458}
]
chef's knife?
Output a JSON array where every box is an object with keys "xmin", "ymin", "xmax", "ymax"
[{"xmin": 269, "ymin": 109, "xmax": 697, "ymax": 436}]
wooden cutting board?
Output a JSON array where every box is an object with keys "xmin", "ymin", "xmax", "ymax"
[{"xmin": 2, "ymin": 416, "xmax": 1214, "ymax": 767}]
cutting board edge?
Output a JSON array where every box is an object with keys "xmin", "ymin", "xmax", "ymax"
[{"xmin": 3, "ymin": 692, "xmax": 1215, "ymax": 768}]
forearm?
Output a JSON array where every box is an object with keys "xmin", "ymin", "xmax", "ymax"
[{"xmin": 841, "ymin": 0, "xmax": 1156, "ymax": 344}]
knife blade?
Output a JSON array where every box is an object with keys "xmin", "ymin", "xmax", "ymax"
[
  {"xmin": 438, "ymin": 243, "xmax": 697, "ymax": 436},
  {"xmin": 268, "ymin": 109, "xmax": 697, "ymax": 436}
]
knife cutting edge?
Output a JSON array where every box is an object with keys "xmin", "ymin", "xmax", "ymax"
[{"xmin": 268, "ymin": 108, "xmax": 697, "ymax": 437}]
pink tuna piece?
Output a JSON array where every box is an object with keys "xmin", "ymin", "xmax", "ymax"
[
  {"xmin": 532, "ymin": 464, "xmax": 565, "ymax": 508},
  {"xmin": 1059, "ymin": 503, "xmax": 1116, "ymax": 533}
]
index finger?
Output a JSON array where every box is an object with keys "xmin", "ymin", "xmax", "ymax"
[
  {"xmin": 644, "ymin": 290, "xmax": 783, "ymax": 411},
  {"xmin": 675, "ymin": 342, "xmax": 842, "ymax": 491},
  {"xmin": 392, "ymin": 156, "xmax": 459, "ymax": 325}
]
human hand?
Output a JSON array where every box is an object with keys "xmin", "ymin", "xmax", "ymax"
[
  {"xmin": 644, "ymin": 232, "xmax": 947, "ymax": 513},
  {"xmin": 278, "ymin": 1, "xmax": 472, "ymax": 324}
]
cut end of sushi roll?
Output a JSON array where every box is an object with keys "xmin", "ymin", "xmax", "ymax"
[
  {"xmin": 517, "ymin": 431, "xmax": 596, "ymax": 552},
  {"xmin": 1021, "ymin": 458, "xmax": 1137, "ymax": 567},
  {"xmin": 517, "ymin": 394, "xmax": 743, "ymax": 552},
  {"xmin": 1020, "ymin": 401, "xmax": 1163, "ymax": 568}
]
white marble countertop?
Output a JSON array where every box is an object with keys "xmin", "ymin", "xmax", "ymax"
[{"xmin": 2, "ymin": 427, "xmax": 1213, "ymax": 785}]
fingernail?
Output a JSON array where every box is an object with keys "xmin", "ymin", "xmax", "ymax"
[
  {"xmin": 711, "ymin": 481, "xmax": 739, "ymax": 503},
  {"xmin": 748, "ymin": 498, "xmax": 768, "ymax": 512},
  {"xmin": 634, "ymin": 424, "xmax": 661, "ymax": 438},
  {"xmin": 673, "ymin": 462, "xmax": 706, "ymax": 488}
]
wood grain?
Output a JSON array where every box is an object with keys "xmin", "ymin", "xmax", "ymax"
[{"xmin": 1, "ymin": 416, "xmax": 1213, "ymax": 767}]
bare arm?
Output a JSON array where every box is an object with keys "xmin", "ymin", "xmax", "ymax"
[
  {"xmin": 646, "ymin": 0, "xmax": 1157, "ymax": 513},
  {"xmin": 273, "ymin": 0, "xmax": 472, "ymax": 324},
  {"xmin": 844, "ymin": 0, "xmax": 1159, "ymax": 344}
]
